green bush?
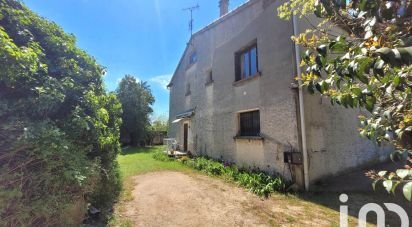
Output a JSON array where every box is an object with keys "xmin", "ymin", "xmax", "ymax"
[
  {"xmin": 0, "ymin": 0, "xmax": 122, "ymax": 225},
  {"xmin": 152, "ymin": 151, "xmax": 174, "ymax": 162},
  {"xmin": 178, "ymin": 156, "xmax": 190, "ymax": 163},
  {"xmin": 157, "ymin": 155, "xmax": 288, "ymax": 198},
  {"xmin": 236, "ymin": 172, "xmax": 285, "ymax": 197}
]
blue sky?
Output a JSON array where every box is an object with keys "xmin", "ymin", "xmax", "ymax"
[{"xmin": 23, "ymin": 0, "xmax": 247, "ymax": 118}]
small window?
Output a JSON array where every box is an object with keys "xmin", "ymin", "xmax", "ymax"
[
  {"xmin": 235, "ymin": 43, "xmax": 258, "ymax": 81},
  {"xmin": 189, "ymin": 52, "xmax": 197, "ymax": 65},
  {"xmin": 205, "ymin": 70, "xmax": 213, "ymax": 85},
  {"xmin": 185, "ymin": 83, "xmax": 191, "ymax": 96},
  {"xmin": 238, "ymin": 110, "xmax": 260, "ymax": 136}
]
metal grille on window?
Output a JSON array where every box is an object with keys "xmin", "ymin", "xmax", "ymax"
[{"xmin": 239, "ymin": 110, "xmax": 260, "ymax": 136}]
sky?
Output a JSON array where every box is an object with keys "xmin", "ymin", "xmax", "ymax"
[{"xmin": 23, "ymin": 0, "xmax": 247, "ymax": 119}]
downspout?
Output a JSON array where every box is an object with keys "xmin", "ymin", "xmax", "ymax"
[{"xmin": 293, "ymin": 15, "xmax": 310, "ymax": 191}]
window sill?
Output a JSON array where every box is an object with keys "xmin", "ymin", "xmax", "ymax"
[
  {"xmin": 233, "ymin": 72, "xmax": 261, "ymax": 87},
  {"xmin": 233, "ymin": 136, "xmax": 264, "ymax": 141},
  {"xmin": 205, "ymin": 81, "xmax": 214, "ymax": 86},
  {"xmin": 186, "ymin": 63, "xmax": 197, "ymax": 71}
]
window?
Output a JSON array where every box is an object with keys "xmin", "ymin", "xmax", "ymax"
[
  {"xmin": 189, "ymin": 52, "xmax": 197, "ymax": 65},
  {"xmin": 235, "ymin": 43, "xmax": 258, "ymax": 81},
  {"xmin": 238, "ymin": 110, "xmax": 260, "ymax": 137},
  {"xmin": 205, "ymin": 70, "xmax": 213, "ymax": 85},
  {"xmin": 185, "ymin": 83, "xmax": 191, "ymax": 96}
]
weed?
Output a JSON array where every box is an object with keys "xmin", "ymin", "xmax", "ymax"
[{"xmin": 152, "ymin": 151, "xmax": 175, "ymax": 162}]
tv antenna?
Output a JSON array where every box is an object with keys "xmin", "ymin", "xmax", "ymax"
[{"xmin": 183, "ymin": 4, "xmax": 199, "ymax": 37}]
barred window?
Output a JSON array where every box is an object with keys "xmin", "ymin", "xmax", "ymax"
[{"xmin": 238, "ymin": 110, "xmax": 260, "ymax": 136}]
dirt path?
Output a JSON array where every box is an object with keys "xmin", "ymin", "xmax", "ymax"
[{"xmin": 120, "ymin": 171, "xmax": 340, "ymax": 227}]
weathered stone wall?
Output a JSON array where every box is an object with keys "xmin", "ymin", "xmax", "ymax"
[
  {"xmin": 170, "ymin": 0, "xmax": 299, "ymax": 178},
  {"xmin": 169, "ymin": 0, "xmax": 392, "ymax": 185}
]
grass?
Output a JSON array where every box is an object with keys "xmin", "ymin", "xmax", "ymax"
[{"xmin": 117, "ymin": 146, "xmax": 191, "ymax": 179}]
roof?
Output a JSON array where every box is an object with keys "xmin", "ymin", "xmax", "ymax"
[
  {"xmin": 175, "ymin": 108, "xmax": 196, "ymax": 119},
  {"xmin": 167, "ymin": 0, "xmax": 259, "ymax": 87}
]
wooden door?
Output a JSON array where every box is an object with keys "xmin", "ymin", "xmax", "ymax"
[{"xmin": 183, "ymin": 123, "xmax": 188, "ymax": 152}]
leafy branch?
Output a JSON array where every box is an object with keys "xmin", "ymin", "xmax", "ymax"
[{"xmin": 279, "ymin": 0, "xmax": 412, "ymax": 200}]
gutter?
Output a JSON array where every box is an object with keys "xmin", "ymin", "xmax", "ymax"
[{"xmin": 293, "ymin": 15, "xmax": 310, "ymax": 191}]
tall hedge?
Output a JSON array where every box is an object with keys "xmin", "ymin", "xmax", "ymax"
[{"xmin": 0, "ymin": 0, "xmax": 122, "ymax": 225}]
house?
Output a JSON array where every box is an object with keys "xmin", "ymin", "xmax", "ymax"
[{"xmin": 167, "ymin": 0, "xmax": 391, "ymax": 189}]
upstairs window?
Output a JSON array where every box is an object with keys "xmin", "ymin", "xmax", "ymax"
[
  {"xmin": 235, "ymin": 43, "xmax": 258, "ymax": 81},
  {"xmin": 205, "ymin": 70, "xmax": 213, "ymax": 85},
  {"xmin": 238, "ymin": 110, "xmax": 260, "ymax": 137},
  {"xmin": 189, "ymin": 52, "xmax": 197, "ymax": 65},
  {"xmin": 185, "ymin": 83, "xmax": 191, "ymax": 96}
]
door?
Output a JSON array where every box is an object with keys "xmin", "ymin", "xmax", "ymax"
[{"xmin": 183, "ymin": 123, "xmax": 188, "ymax": 152}]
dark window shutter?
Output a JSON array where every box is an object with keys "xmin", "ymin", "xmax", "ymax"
[{"xmin": 235, "ymin": 53, "xmax": 240, "ymax": 81}]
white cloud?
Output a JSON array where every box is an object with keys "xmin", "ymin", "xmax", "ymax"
[{"xmin": 150, "ymin": 74, "xmax": 172, "ymax": 91}]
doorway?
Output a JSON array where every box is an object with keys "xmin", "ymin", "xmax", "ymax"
[{"xmin": 183, "ymin": 123, "xmax": 188, "ymax": 152}]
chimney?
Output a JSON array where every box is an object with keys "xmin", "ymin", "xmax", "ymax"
[{"xmin": 219, "ymin": 0, "xmax": 229, "ymax": 17}]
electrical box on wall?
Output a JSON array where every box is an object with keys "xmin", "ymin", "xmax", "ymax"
[{"xmin": 283, "ymin": 152, "xmax": 303, "ymax": 165}]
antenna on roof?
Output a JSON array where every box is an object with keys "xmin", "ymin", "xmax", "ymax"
[{"xmin": 183, "ymin": 4, "xmax": 199, "ymax": 38}]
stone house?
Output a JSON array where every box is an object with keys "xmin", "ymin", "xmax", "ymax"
[{"xmin": 167, "ymin": 0, "xmax": 391, "ymax": 189}]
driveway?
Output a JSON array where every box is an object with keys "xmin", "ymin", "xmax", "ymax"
[{"xmin": 120, "ymin": 171, "xmax": 342, "ymax": 227}]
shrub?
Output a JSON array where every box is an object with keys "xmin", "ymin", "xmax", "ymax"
[
  {"xmin": 178, "ymin": 156, "xmax": 190, "ymax": 163},
  {"xmin": 236, "ymin": 172, "xmax": 285, "ymax": 197},
  {"xmin": 159, "ymin": 155, "xmax": 288, "ymax": 198},
  {"xmin": 0, "ymin": 1, "xmax": 122, "ymax": 225},
  {"xmin": 152, "ymin": 151, "xmax": 174, "ymax": 162}
]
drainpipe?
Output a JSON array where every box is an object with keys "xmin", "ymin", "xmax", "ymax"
[{"xmin": 293, "ymin": 15, "xmax": 310, "ymax": 191}]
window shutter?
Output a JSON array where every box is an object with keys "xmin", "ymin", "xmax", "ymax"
[{"xmin": 235, "ymin": 53, "xmax": 240, "ymax": 81}]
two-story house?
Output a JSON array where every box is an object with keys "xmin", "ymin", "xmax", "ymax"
[{"xmin": 168, "ymin": 0, "xmax": 391, "ymax": 189}]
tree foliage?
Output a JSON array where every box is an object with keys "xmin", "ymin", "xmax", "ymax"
[
  {"xmin": 278, "ymin": 0, "xmax": 412, "ymax": 200},
  {"xmin": 0, "ymin": 0, "xmax": 122, "ymax": 225},
  {"xmin": 151, "ymin": 115, "xmax": 169, "ymax": 132},
  {"xmin": 117, "ymin": 75, "xmax": 154, "ymax": 146}
]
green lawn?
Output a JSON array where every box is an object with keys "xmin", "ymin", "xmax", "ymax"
[{"xmin": 117, "ymin": 146, "xmax": 190, "ymax": 180}]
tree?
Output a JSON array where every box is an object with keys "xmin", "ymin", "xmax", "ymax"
[
  {"xmin": 0, "ymin": 0, "xmax": 122, "ymax": 225},
  {"xmin": 116, "ymin": 75, "xmax": 155, "ymax": 146},
  {"xmin": 278, "ymin": 0, "xmax": 412, "ymax": 200},
  {"xmin": 151, "ymin": 114, "xmax": 169, "ymax": 132}
]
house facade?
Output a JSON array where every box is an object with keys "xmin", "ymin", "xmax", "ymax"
[{"xmin": 168, "ymin": 0, "xmax": 391, "ymax": 188}]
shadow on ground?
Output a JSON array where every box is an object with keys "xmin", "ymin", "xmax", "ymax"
[
  {"xmin": 300, "ymin": 161, "xmax": 412, "ymax": 226},
  {"xmin": 120, "ymin": 146, "xmax": 161, "ymax": 155}
]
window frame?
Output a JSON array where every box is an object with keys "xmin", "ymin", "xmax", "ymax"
[
  {"xmin": 235, "ymin": 42, "xmax": 259, "ymax": 82},
  {"xmin": 205, "ymin": 70, "xmax": 213, "ymax": 86},
  {"xmin": 189, "ymin": 51, "xmax": 198, "ymax": 65},
  {"xmin": 237, "ymin": 110, "xmax": 261, "ymax": 137},
  {"xmin": 185, "ymin": 83, "xmax": 191, "ymax": 96}
]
